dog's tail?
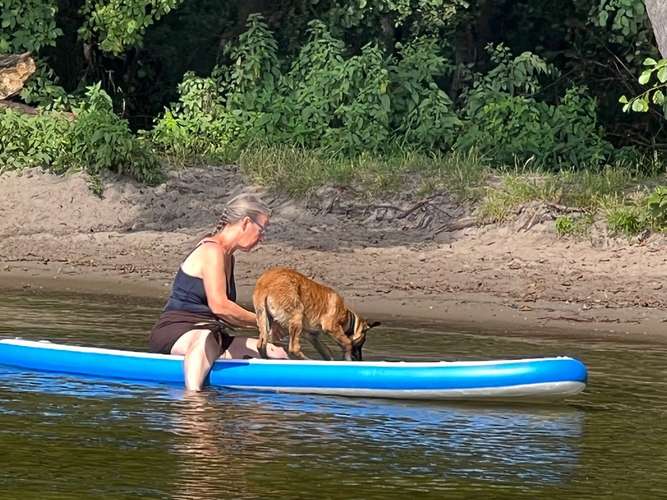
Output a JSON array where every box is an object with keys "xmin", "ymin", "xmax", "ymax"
[{"xmin": 256, "ymin": 296, "xmax": 272, "ymax": 359}]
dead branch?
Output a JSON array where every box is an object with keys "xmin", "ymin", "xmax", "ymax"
[{"xmin": 432, "ymin": 216, "xmax": 479, "ymax": 235}]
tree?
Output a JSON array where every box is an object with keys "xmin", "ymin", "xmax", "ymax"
[{"xmin": 645, "ymin": 0, "xmax": 667, "ymax": 58}]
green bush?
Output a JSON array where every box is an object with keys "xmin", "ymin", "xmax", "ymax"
[
  {"xmin": 554, "ymin": 214, "xmax": 594, "ymax": 237},
  {"xmin": 606, "ymin": 206, "xmax": 644, "ymax": 235},
  {"xmin": 78, "ymin": 0, "xmax": 184, "ymax": 55},
  {"xmin": 645, "ymin": 185, "xmax": 667, "ymax": 230},
  {"xmin": 153, "ymin": 16, "xmax": 462, "ymax": 159},
  {"xmin": 0, "ymin": 84, "xmax": 163, "ymax": 184},
  {"xmin": 0, "ymin": 0, "xmax": 62, "ymax": 53},
  {"xmin": 389, "ymin": 37, "xmax": 461, "ymax": 150},
  {"xmin": 151, "ymin": 71, "xmax": 233, "ymax": 163},
  {"xmin": 555, "ymin": 216, "xmax": 576, "ymax": 236},
  {"xmin": 456, "ymin": 45, "xmax": 613, "ymax": 169}
]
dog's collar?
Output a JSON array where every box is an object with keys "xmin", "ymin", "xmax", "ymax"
[{"xmin": 344, "ymin": 310, "xmax": 356, "ymax": 336}]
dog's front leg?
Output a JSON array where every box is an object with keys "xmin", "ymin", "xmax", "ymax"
[
  {"xmin": 308, "ymin": 332, "xmax": 335, "ymax": 361},
  {"xmin": 287, "ymin": 318, "xmax": 310, "ymax": 360},
  {"xmin": 328, "ymin": 326, "xmax": 353, "ymax": 361}
]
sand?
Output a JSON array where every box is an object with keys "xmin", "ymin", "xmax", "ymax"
[{"xmin": 1, "ymin": 166, "xmax": 665, "ymax": 342}]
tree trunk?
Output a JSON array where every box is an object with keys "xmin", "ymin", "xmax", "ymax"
[
  {"xmin": 380, "ymin": 14, "xmax": 396, "ymax": 53},
  {"xmin": 0, "ymin": 52, "xmax": 36, "ymax": 100},
  {"xmin": 645, "ymin": 0, "xmax": 667, "ymax": 58}
]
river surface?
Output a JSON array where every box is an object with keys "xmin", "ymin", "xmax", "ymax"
[{"xmin": 0, "ymin": 288, "xmax": 665, "ymax": 499}]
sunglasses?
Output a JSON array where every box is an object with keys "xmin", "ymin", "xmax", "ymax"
[{"xmin": 251, "ymin": 218, "xmax": 267, "ymax": 235}]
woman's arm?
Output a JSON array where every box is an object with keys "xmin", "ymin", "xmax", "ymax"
[{"xmin": 200, "ymin": 245, "xmax": 257, "ymax": 328}]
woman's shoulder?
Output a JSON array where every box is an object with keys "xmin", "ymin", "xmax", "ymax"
[
  {"xmin": 182, "ymin": 240, "xmax": 222, "ymax": 273},
  {"xmin": 195, "ymin": 239, "xmax": 223, "ymax": 260}
]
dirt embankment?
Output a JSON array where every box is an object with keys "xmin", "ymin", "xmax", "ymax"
[{"xmin": 1, "ymin": 166, "xmax": 665, "ymax": 341}]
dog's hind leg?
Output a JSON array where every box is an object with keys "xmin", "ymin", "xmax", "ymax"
[
  {"xmin": 308, "ymin": 332, "xmax": 334, "ymax": 361},
  {"xmin": 255, "ymin": 297, "xmax": 272, "ymax": 359}
]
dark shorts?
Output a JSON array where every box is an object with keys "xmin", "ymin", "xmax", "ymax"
[{"xmin": 149, "ymin": 310, "xmax": 234, "ymax": 354}]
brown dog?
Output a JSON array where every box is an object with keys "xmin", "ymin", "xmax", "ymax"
[{"xmin": 253, "ymin": 267, "xmax": 380, "ymax": 361}]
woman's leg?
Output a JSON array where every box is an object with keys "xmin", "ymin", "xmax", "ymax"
[
  {"xmin": 171, "ymin": 329, "xmax": 221, "ymax": 391},
  {"xmin": 222, "ymin": 336, "xmax": 288, "ymax": 360},
  {"xmin": 170, "ymin": 331, "xmax": 288, "ymax": 390}
]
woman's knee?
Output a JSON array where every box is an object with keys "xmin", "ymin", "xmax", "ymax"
[{"xmin": 171, "ymin": 329, "xmax": 218, "ymax": 356}]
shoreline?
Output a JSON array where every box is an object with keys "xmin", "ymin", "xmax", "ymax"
[{"xmin": 3, "ymin": 261, "xmax": 666, "ymax": 345}]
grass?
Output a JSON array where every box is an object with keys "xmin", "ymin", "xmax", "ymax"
[
  {"xmin": 555, "ymin": 214, "xmax": 595, "ymax": 237},
  {"xmin": 236, "ymin": 143, "xmax": 666, "ymax": 236},
  {"xmin": 238, "ymin": 144, "xmax": 490, "ymax": 199}
]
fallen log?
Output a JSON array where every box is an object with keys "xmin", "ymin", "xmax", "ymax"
[{"xmin": 0, "ymin": 52, "xmax": 36, "ymax": 100}]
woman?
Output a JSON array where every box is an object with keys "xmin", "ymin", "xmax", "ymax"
[{"xmin": 149, "ymin": 193, "xmax": 287, "ymax": 391}]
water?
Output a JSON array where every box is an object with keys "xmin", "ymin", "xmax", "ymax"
[{"xmin": 0, "ymin": 288, "xmax": 665, "ymax": 499}]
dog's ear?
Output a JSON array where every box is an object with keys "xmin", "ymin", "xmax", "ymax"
[{"xmin": 367, "ymin": 321, "xmax": 381, "ymax": 329}]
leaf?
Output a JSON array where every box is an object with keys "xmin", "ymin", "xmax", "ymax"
[
  {"xmin": 638, "ymin": 70, "xmax": 651, "ymax": 85},
  {"xmin": 631, "ymin": 99, "xmax": 645, "ymax": 112},
  {"xmin": 658, "ymin": 67, "xmax": 667, "ymax": 83},
  {"xmin": 618, "ymin": 95, "xmax": 628, "ymax": 104},
  {"xmin": 644, "ymin": 57, "xmax": 658, "ymax": 67},
  {"xmin": 652, "ymin": 90, "xmax": 665, "ymax": 105},
  {"xmin": 598, "ymin": 10, "xmax": 609, "ymax": 25}
]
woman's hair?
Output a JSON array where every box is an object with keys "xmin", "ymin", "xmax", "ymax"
[{"xmin": 209, "ymin": 193, "xmax": 271, "ymax": 235}]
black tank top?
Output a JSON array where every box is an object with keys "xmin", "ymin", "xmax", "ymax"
[{"xmin": 163, "ymin": 241, "xmax": 237, "ymax": 315}]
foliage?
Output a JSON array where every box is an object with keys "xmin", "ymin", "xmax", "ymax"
[
  {"xmin": 555, "ymin": 216, "xmax": 576, "ymax": 236},
  {"xmin": 314, "ymin": 0, "xmax": 470, "ymax": 33},
  {"xmin": 620, "ymin": 58, "xmax": 667, "ymax": 115},
  {"xmin": 389, "ymin": 37, "xmax": 461, "ymax": 149},
  {"xmin": 645, "ymin": 185, "xmax": 667, "ymax": 230},
  {"xmin": 320, "ymin": 43, "xmax": 392, "ymax": 154},
  {"xmin": 153, "ymin": 16, "xmax": 460, "ymax": 158},
  {"xmin": 0, "ymin": 0, "xmax": 62, "ymax": 53},
  {"xmin": 606, "ymin": 205, "xmax": 643, "ymax": 235},
  {"xmin": 151, "ymin": 71, "xmax": 231, "ymax": 163},
  {"xmin": 1, "ymin": 0, "xmax": 667, "ymax": 214},
  {"xmin": 67, "ymin": 84, "xmax": 163, "ymax": 183},
  {"xmin": 554, "ymin": 214, "xmax": 595, "ymax": 237},
  {"xmin": 457, "ymin": 45, "xmax": 612, "ymax": 169},
  {"xmin": 463, "ymin": 43, "xmax": 555, "ymax": 112},
  {"xmin": 151, "ymin": 15, "xmax": 280, "ymax": 161},
  {"xmin": 277, "ymin": 21, "xmax": 395, "ymax": 153},
  {"xmin": 18, "ymin": 59, "xmax": 71, "ymax": 108},
  {"xmin": 0, "ymin": 85, "xmax": 163, "ymax": 184},
  {"xmin": 591, "ymin": 0, "xmax": 649, "ymax": 45},
  {"xmin": 78, "ymin": 0, "xmax": 185, "ymax": 55},
  {"xmin": 0, "ymin": 110, "xmax": 70, "ymax": 172},
  {"xmin": 278, "ymin": 20, "xmax": 348, "ymax": 147}
]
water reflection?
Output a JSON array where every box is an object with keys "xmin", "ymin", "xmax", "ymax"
[
  {"xmin": 0, "ymin": 361, "xmax": 582, "ymax": 494},
  {"xmin": 182, "ymin": 391, "xmax": 582, "ymax": 489},
  {"xmin": 2, "ymin": 288, "xmax": 667, "ymax": 498}
]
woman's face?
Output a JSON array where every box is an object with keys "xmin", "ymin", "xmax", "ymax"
[{"xmin": 237, "ymin": 213, "xmax": 269, "ymax": 251}]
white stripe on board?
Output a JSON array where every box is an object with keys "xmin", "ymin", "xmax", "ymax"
[{"xmin": 221, "ymin": 381, "xmax": 586, "ymax": 399}]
